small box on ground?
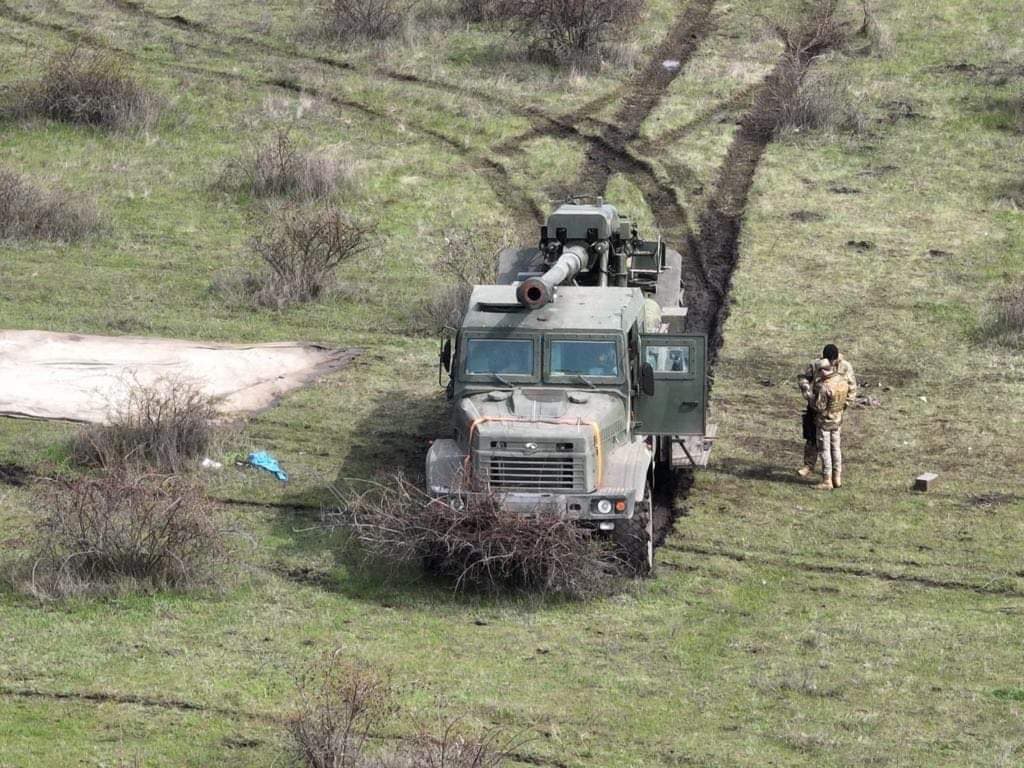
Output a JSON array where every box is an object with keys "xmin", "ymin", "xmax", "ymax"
[{"xmin": 914, "ymin": 472, "xmax": 938, "ymax": 492}]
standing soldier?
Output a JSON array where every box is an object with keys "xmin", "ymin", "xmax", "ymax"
[
  {"xmin": 797, "ymin": 343, "xmax": 857, "ymax": 476},
  {"xmin": 811, "ymin": 358, "xmax": 850, "ymax": 490}
]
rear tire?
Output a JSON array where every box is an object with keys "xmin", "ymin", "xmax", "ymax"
[{"xmin": 615, "ymin": 484, "xmax": 654, "ymax": 576}]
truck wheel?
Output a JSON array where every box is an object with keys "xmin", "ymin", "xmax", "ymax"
[{"xmin": 615, "ymin": 485, "xmax": 654, "ymax": 576}]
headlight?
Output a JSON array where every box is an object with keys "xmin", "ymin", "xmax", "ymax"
[{"xmin": 596, "ymin": 499, "xmax": 613, "ymax": 514}]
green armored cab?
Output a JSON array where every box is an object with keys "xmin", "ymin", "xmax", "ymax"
[{"xmin": 429, "ymin": 198, "xmax": 714, "ymax": 573}]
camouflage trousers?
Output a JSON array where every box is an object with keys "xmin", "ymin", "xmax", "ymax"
[{"xmin": 816, "ymin": 426, "xmax": 842, "ymax": 476}]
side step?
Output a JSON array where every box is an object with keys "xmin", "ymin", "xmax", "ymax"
[{"xmin": 671, "ymin": 423, "xmax": 717, "ymax": 468}]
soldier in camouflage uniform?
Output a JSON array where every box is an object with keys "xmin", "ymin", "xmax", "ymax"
[
  {"xmin": 810, "ymin": 358, "xmax": 850, "ymax": 490},
  {"xmin": 797, "ymin": 344, "xmax": 857, "ymax": 477}
]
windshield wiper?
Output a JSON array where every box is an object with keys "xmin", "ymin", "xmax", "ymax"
[
  {"xmin": 494, "ymin": 373, "xmax": 516, "ymax": 387},
  {"xmin": 571, "ymin": 374, "xmax": 598, "ymax": 390}
]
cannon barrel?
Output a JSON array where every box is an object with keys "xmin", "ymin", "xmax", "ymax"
[{"xmin": 515, "ymin": 245, "xmax": 586, "ymax": 308}]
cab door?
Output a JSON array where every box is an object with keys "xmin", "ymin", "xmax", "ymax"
[{"xmin": 635, "ymin": 334, "xmax": 707, "ymax": 435}]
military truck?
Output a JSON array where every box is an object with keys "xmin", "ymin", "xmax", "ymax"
[{"xmin": 428, "ymin": 199, "xmax": 714, "ymax": 573}]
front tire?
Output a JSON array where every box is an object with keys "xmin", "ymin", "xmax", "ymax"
[{"xmin": 615, "ymin": 484, "xmax": 654, "ymax": 576}]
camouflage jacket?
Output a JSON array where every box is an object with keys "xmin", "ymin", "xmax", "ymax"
[
  {"xmin": 814, "ymin": 374, "xmax": 850, "ymax": 430},
  {"xmin": 798, "ymin": 354, "xmax": 857, "ymax": 405}
]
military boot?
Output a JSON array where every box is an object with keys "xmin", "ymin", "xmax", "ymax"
[
  {"xmin": 832, "ymin": 470, "xmax": 842, "ymax": 488},
  {"xmin": 814, "ymin": 474, "xmax": 834, "ymax": 491},
  {"xmin": 797, "ymin": 445, "xmax": 817, "ymax": 477}
]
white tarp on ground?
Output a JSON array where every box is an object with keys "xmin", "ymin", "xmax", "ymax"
[{"xmin": 0, "ymin": 330, "xmax": 359, "ymax": 423}]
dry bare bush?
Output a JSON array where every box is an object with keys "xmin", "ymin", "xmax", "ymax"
[
  {"xmin": 774, "ymin": 71, "xmax": 868, "ymax": 135},
  {"xmin": 5, "ymin": 47, "xmax": 160, "ymax": 131},
  {"xmin": 290, "ymin": 653, "xmax": 516, "ymax": 768},
  {"xmin": 291, "ymin": 655, "xmax": 397, "ymax": 768},
  {"xmin": 746, "ymin": 2, "xmax": 868, "ymax": 138},
  {"xmin": 230, "ymin": 205, "xmax": 371, "ymax": 309},
  {"xmin": 18, "ymin": 472, "xmax": 225, "ymax": 599},
  {"xmin": 982, "ymin": 283, "xmax": 1024, "ymax": 348},
  {"xmin": 318, "ymin": 0, "xmax": 419, "ymax": 41},
  {"xmin": 217, "ymin": 130, "xmax": 349, "ymax": 201},
  {"xmin": 0, "ymin": 167, "xmax": 98, "ymax": 241},
  {"xmin": 499, "ymin": 0, "xmax": 644, "ymax": 67},
  {"xmin": 410, "ymin": 227, "xmax": 504, "ymax": 334},
  {"xmin": 331, "ymin": 474, "xmax": 614, "ymax": 598},
  {"xmin": 73, "ymin": 377, "xmax": 219, "ymax": 473}
]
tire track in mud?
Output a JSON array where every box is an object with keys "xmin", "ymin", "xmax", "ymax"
[
  {"xmin": 1, "ymin": 685, "xmax": 570, "ymax": 767},
  {"xmin": 563, "ymin": 0, "xmax": 719, "ymax": 298},
  {"xmin": 685, "ymin": 41, "xmax": 836, "ymax": 362},
  {"xmin": 0, "ymin": 685, "xmax": 286, "ymax": 724},
  {"xmin": 0, "ymin": 3, "xmax": 543, "ymax": 224},
  {"xmin": 573, "ymin": 0, "xmax": 718, "ymax": 195},
  {"xmin": 98, "ymin": 0, "xmax": 544, "ymax": 223},
  {"xmin": 663, "ymin": 543, "xmax": 1024, "ymax": 598},
  {"xmin": 651, "ymin": 13, "xmax": 850, "ymax": 548},
  {"xmin": 101, "ymin": 0, "xmax": 597, "ymax": 162}
]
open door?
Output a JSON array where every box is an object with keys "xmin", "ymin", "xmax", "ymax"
[{"xmin": 636, "ymin": 334, "xmax": 707, "ymax": 436}]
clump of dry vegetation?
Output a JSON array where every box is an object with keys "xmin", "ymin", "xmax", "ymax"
[
  {"xmin": 500, "ymin": 0, "xmax": 645, "ymax": 67},
  {"xmin": 747, "ymin": 0, "xmax": 873, "ymax": 138},
  {"xmin": 73, "ymin": 377, "xmax": 219, "ymax": 473},
  {"xmin": 223, "ymin": 205, "xmax": 371, "ymax": 309},
  {"xmin": 0, "ymin": 167, "xmax": 98, "ymax": 241},
  {"xmin": 982, "ymin": 284, "xmax": 1024, "ymax": 348},
  {"xmin": 410, "ymin": 227, "xmax": 504, "ymax": 334},
  {"xmin": 317, "ymin": 0, "xmax": 418, "ymax": 41},
  {"xmin": 290, "ymin": 653, "xmax": 514, "ymax": 768},
  {"xmin": 16, "ymin": 472, "xmax": 225, "ymax": 600},
  {"xmin": 774, "ymin": 71, "xmax": 869, "ymax": 135},
  {"xmin": 331, "ymin": 474, "xmax": 614, "ymax": 598},
  {"xmin": 4, "ymin": 47, "xmax": 160, "ymax": 131},
  {"xmin": 216, "ymin": 130, "xmax": 351, "ymax": 201}
]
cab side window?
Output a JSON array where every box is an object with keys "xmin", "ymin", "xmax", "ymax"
[{"xmin": 646, "ymin": 345, "xmax": 689, "ymax": 373}]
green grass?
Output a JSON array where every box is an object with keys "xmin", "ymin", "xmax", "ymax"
[{"xmin": 2, "ymin": 0, "xmax": 1024, "ymax": 766}]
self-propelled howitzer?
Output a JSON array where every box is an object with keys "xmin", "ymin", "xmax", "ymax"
[{"xmin": 429, "ymin": 199, "xmax": 715, "ymax": 573}]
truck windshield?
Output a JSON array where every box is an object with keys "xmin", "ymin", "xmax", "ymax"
[
  {"xmin": 549, "ymin": 340, "xmax": 619, "ymax": 378},
  {"xmin": 465, "ymin": 338, "xmax": 534, "ymax": 376}
]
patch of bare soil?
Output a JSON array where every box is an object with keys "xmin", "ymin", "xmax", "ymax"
[{"xmin": 0, "ymin": 463, "xmax": 29, "ymax": 487}]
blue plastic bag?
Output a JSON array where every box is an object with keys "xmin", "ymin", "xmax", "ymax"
[{"xmin": 246, "ymin": 451, "xmax": 288, "ymax": 482}]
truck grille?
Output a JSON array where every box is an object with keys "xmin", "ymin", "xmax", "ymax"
[{"xmin": 483, "ymin": 455, "xmax": 582, "ymax": 491}]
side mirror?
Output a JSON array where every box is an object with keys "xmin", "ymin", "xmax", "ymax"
[
  {"xmin": 640, "ymin": 362, "xmax": 655, "ymax": 396},
  {"xmin": 440, "ymin": 338, "xmax": 453, "ymax": 372}
]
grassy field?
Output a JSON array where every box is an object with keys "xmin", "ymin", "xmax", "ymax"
[{"xmin": 2, "ymin": 0, "xmax": 1023, "ymax": 766}]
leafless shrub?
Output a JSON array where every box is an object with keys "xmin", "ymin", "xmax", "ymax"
[
  {"xmin": 318, "ymin": 0, "xmax": 419, "ymax": 41},
  {"xmin": 290, "ymin": 653, "xmax": 517, "ymax": 768},
  {"xmin": 216, "ymin": 130, "xmax": 350, "ymax": 201},
  {"xmin": 331, "ymin": 473, "xmax": 615, "ymax": 598},
  {"xmin": 747, "ymin": 2, "xmax": 865, "ymax": 138},
  {"xmin": 774, "ymin": 71, "xmax": 869, "ymax": 135},
  {"xmin": 499, "ymin": 0, "xmax": 645, "ymax": 67},
  {"xmin": 386, "ymin": 724, "xmax": 512, "ymax": 768},
  {"xmin": 72, "ymin": 377, "xmax": 219, "ymax": 473},
  {"xmin": 17, "ymin": 472, "xmax": 225, "ymax": 599},
  {"xmin": 0, "ymin": 167, "xmax": 98, "ymax": 241},
  {"xmin": 5, "ymin": 47, "xmax": 160, "ymax": 131},
  {"xmin": 982, "ymin": 283, "xmax": 1024, "ymax": 348},
  {"xmin": 409, "ymin": 227, "xmax": 505, "ymax": 334},
  {"xmin": 291, "ymin": 655, "xmax": 397, "ymax": 768},
  {"xmin": 235, "ymin": 205, "xmax": 371, "ymax": 309}
]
